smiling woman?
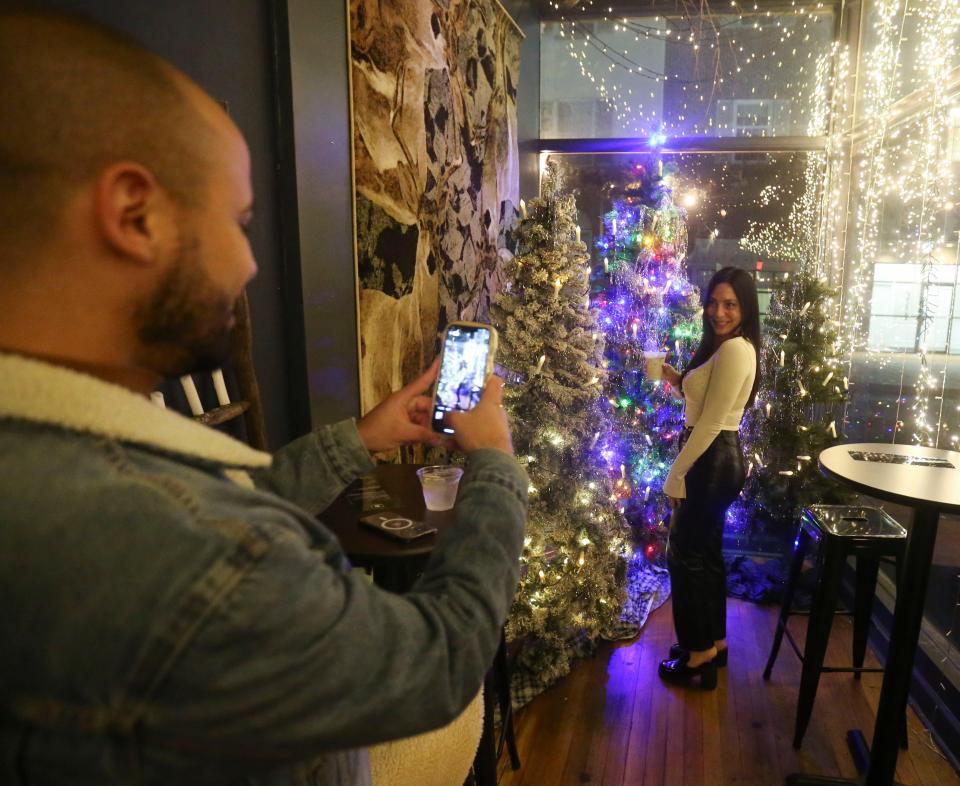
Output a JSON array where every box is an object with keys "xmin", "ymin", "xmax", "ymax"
[
  {"xmin": 707, "ymin": 281, "xmax": 742, "ymax": 338},
  {"xmin": 657, "ymin": 266, "xmax": 760, "ymax": 689}
]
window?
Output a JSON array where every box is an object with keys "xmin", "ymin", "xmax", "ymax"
[
  {"xmin": 540, "ymin": 99, "xmax": 613, "ymax": 138},
  {"xmin": 950, "ymin": 106, "xmax": 960, "ymax": 163},
  {"xmin": 540, "ymin": 11, "xmax": 834, "ymax": 139}
]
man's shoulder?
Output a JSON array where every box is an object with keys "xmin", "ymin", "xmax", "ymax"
[{"xmin": 0, "ymin": 418, "xmax": 211, "ymax": 524}]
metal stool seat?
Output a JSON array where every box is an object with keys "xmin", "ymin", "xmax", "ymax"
[{"xmin": 763, "ymin": 505, "xmax": 907, "ymax": 749}]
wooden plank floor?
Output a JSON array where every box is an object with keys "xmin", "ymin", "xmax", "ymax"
[{"xmin": 497, "ymin": 598, "xmax": 960, "ymax": 786}]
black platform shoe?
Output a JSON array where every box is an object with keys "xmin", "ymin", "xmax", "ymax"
[
  {"xmin": 658, "ymin": 653, "xmax": 718, "ymax": 690},
  {"xmin": 669, "ymin": 643, "xmax": 728, "ymax": 667}
]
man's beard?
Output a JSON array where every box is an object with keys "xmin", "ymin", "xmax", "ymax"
[{"xmin": 135, "ymin": 228, "xmax": 236, "ymax": 378}]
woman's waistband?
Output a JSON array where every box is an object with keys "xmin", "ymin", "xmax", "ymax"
[
  {"xmin": 681, "ymin": 426, "xmax": 740, "ymax": 435},
  {"xmin": 679, "ymin": 426, "xmax": 741, "ymax": 449}
]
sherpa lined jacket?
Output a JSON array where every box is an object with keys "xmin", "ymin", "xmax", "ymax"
[{"xmin": 0, "ymin": 352, "xmax": 528, "ymax": 786}]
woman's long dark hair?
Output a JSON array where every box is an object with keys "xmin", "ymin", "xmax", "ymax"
[{"xmin": 681, "ymin": 266, "xmax": 762, "ymax": 407}]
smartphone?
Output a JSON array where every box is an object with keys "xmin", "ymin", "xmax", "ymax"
[
  {"xmin": 431, "ymin": 321, "xmax": 499, "ymax": 434},
  {"xmin": 359, "ymin": 513, "xmax": 438, "ymax": 542}
]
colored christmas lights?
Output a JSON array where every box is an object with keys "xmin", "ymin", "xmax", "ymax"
[{"xmin": 592, "ymin": 163, "xmax": 701, "ymax": 560}]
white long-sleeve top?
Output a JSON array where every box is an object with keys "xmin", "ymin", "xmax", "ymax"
[{"xmin": 662, "ymin": 336, "xmax": 757, "ymax": 499}]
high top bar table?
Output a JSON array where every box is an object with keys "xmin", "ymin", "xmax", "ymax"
[{"xmin": 786, "ymin": 442, "xmax": 960, "ymax": 786}]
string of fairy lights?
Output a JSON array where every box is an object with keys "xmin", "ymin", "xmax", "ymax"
[
  {"xmin": 542, "ymin": 1, "xmax": 835, "ymax": 136},
  {"xmin": 834, "ymin": 0, "xmax": 960, "ymax": 451}
]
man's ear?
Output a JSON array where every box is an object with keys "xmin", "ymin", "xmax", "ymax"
[{"xmin": 93, "ymin": 162, "xmax": 166, "ymax": 265}]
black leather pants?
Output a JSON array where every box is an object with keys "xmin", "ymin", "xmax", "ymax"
[{"xmin": 667, "ymin": 430, "xmax": 745, "ymax": 652}]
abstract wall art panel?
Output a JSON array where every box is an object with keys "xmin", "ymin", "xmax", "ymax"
[{"xmin": 349, "ymin": 0, "xmax": 521, "ymax": 411}]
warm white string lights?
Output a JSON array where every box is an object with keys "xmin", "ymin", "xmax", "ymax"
[
  {"xmin": 543, "ymin": 2, "xmax": 835, "ymax": 137},
  {"xmin": 836, "ymin": 0, "xmax": 960, "ymax": 447}
]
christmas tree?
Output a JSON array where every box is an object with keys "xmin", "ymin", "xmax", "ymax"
[
  {"xmin": 491, "ymin": 162, "xmax": 631, "ymax": 692},
  {"xmin": 592, "ymin": 165, "xmax": 701, "ymax": 561},
  {"xmin": 743, "ymin": 272, "xmax": 852, "ymax": 536}
]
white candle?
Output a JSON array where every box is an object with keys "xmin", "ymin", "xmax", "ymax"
[
  {"xmin": 553, "ymin": 277, "xmax": 562, "ymax": 296},
  {"xmin": 799, "ymin": 301, "xmax": 811, "ymax": 316},
  {"xmin": 575, "ymin": 225, "xmax": 581, "ymax": 243},
  {"xmin": 212, "ymin": 369, "xmax": 231, "ymax": 406},
  {"xmin": 828, "ymin": 420, "xmax": 837, "ymax": 438},
  {"xmin": 631, "ymin": 323, "xmax": 638, "ymax": 338},
  {"xmin": 603, "ymin": 256, "xmax": 609, "ymax": 273},
  {"xmin": 179, "ymin": 375, "xmax": 204, "ymax": 416},
  {"xmin": 535, "ymin": 354, "xmax": 546, "ymax": 374},
  {"xmin": 150, "ymin": 391, "xmax": 166, "ymax": 408},
  {"xmin": 779, "ymin": 350, "xmax": 785, "ymax": 366},
  {"xmin": 612, "ymin": 219, "xmax": 618, "ymax": 235},
  {"xmin": 519, "ymin": 198, "xmax": 527, "ymax": 219}
]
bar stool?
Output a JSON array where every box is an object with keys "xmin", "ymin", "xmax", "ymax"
[{"xmin": 762, "ymin": 505, "xmax": 907, "ymax": 749}]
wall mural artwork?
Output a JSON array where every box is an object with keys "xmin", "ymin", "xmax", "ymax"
[{"xmin": 349, "ymin": 0, "xmax": 521, "ymax": 411}]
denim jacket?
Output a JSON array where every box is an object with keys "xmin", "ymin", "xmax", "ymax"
[{"xmin": 0, "ymin": 353, "xmax": 528, "ymax": 785}]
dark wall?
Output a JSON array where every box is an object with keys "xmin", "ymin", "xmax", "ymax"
[
  {"xmin": 283, "ymin": 0, "xmax": 360, "ymax": 426},
  {"xmin": 501, "ymin": 0, "xmax": 541, "ymax": 201},
  {"xmin": 30, "ymin": 0, "xmax": 305, "ymax": 446}
]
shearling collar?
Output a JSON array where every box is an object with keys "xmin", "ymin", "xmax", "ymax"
[{"xmin": 0, "ymin": 352, "xmax": 272, "ymax": 469}]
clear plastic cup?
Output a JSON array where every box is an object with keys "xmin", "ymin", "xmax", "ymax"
[
  {"xmin": 644, "ymin": 350, "xmax": 667, "ymax": 381},
  {"xmin": 416, "ymin": 466, "xmax": 464, "ymax": 512}
]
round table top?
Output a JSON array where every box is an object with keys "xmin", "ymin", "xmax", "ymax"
[
  {"xmin": 819, "ymin": 442, "xmax": 960, "ymax": 513},
  {"xmin": 320, "ymin": 463, "xmax": 455, "ymax": 564}
]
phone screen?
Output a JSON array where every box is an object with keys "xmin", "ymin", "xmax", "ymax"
[{"xmin": 432, "ymin": 324, "xmax": 492, "ymax": 434}]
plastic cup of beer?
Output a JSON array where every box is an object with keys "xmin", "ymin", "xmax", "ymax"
[
  {"xmin": 416, "ymin": 466, "xmax": 464, "ymax": 511},
  {"xmin": 644, "ymin": 350, "xmax": 667, "ymax": 381}
]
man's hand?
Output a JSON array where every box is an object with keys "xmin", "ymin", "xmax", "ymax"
[
  {"xmin": 447, "ymin": 376, "xmax": 514, "ymax": 456},
  {"xmin": 357, "ymin": 359, "xmax": 445, "ymax": 452}
]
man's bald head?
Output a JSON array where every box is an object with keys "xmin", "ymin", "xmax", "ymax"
[{"xmin": 0, "ymin": 11, "xmax": 224, "ymax": 255}]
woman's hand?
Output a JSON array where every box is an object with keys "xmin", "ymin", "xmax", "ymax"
[
  {"xmin": 667, "ymin": 495, "xmax": 683, "ymax": 509},
  {"xmin": 662, "ymin": 362, "xmax": 681, "ymax": 388}
]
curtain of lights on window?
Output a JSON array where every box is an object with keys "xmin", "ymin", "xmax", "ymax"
[
  {"xmin": 829, "ymin": 0, "xmax": 960, "ymax": 670},
  {"xmin": 539, "ymin": 8, "xmax": 835, "ymax": 139}
]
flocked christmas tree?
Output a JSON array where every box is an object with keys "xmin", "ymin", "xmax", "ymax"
[
  {"xmin": 491, "ymin": 162, "xmax": 631, "ymax": 691},
  {"xmin": 592, "ymin": 165, "xmax": 701, "ymax": 561}
]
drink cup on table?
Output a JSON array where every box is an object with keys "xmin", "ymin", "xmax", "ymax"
[
  {"xmin": 416, "ymin": 466, "xmax": 464, "ymax": 511},
  {"xmin": 644, "ymin": 350, "xmax": 667, "ymax": 381}
]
